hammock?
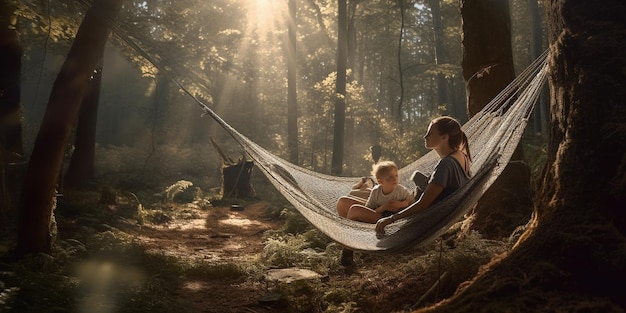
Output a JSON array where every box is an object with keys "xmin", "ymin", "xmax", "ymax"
[
  {"xmin": 99, "ymin": 5, "xmax": 548, "ymax": 252},
  {"xmin": 194, "ymin": 51, "xmax": 549, "ymax": 253}
]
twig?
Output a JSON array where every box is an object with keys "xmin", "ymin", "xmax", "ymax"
[{"xmin": 411, "ymin": 271, "xmax": 448, "ymax": 310}]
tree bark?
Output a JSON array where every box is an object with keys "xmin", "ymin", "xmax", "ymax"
[
  {"xmin": 460, "ymin": 0, "xmax": 532, "ymax": 239},
  {"xmin": 16, "ymin": 0, "xmax": 122, "ymax": 256},
  {"xmin": 0, "ymin": 0, "xmax": 23, "ymax": 223},
  {"xmin": 331, "ymin": 0, "xmax": 347, "ymax": 175},
  {"xmin": 287, "ymin": 0, "xmax": 299, "ymax": 164},
  {"xmin": 416, "ymin": 0, "xmax": 626, "ymax": 311},
  {"xmin": 529, "ymin": 0, "xmax": 548, "ymax": 136},
  {"xmin": 0, "ymin": 0, "xmax": 23, "ymax": 165},
  {"xmin": 429, "ymin": 0, "xmax": 453, "ymax": 116},
  {"xmin": 63, "ymin": 66, "xmax": 103, "ymax": 189}
]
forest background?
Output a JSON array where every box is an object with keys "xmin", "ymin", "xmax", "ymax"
[
  {"xmin": 12, "ymin": 0, "xmax": 545, "ymax": 184},
  {"xmin": 7, "ymin": 0, "xmax": 619, "ymax": 312}
]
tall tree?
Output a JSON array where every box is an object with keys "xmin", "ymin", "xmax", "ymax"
[
  {"xmin": 0, "ymin": 0, "xmax": 23, "ymax": 165},
  {"xmin": 331, "ymin": 0, "xmax": 348, "ymax": 175},
  {"xmin": 395, "ymin": 0, "xmax": 406, "ymax": 123},
  {"xmin": 528, "ymin": 0, "xmax": 548, "ymax": 136},
  {"xmin": 429, "ymin": 0, "xmax": 453, "ymax": 116},
  {"xmin": 287, "ymin": 0, "xmax": 299, "ymax": 164},
  {"xmin": 63, "ymin": 65, "xmax": 103, "ymax": 189},
  {"xmin": 16, "ymin": 0, "xmax": 123, "ymax": 256},
  {"xmin": 417, "ymin": 0, "xmax": 626, "ymax": 311},
  {"xmin": 460, "ymin": 0, "xmax": 532, "ymax": 239},
  {"xmin": 0, "ymin": 0, "xmax": 23, "ymax": 222}
]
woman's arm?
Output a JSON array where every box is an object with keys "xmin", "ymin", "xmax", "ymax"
[{"xmin": 375, "ymin": 182, "xmax": 444, "ymax": 234}]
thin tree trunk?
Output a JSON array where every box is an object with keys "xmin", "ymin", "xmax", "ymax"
[
  {"xmin": 460, "ymin": 0, "xmax": 532, "ymax": 239},
  {"xmin": 429, "ymin": 0, "xmax": 453, "ymax": 116},
  {"xmin": 287, "ymin": 0, "xmax": 299, "ymax": 164},
  {"xmin": 396, "ymin": 0, "xmax": 406, "ymax": 124},
  {"xmin": 331, "ymin": 0, "xmax": 347, "ymax": 175},
  {"xmin": 416, "ymin": 0, "xmax": 626, "ymax": 311},
  {"xmin": 16, "ymin": 0, "xmax": 122, "ymax": 256},
  {"xmin": 64, "ymin": 65, "xmax": 103, "ymax": 189},
  {"xmin": 528, "ymin": 0, "xmax": 548, "ymax": 137}
]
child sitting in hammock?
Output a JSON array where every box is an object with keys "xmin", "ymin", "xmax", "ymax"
[{"xmin": 336, "ymin": 161, "xmax": 415, "ymax": 224}]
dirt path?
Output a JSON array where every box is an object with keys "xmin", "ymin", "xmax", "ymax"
[{"xmin": 133, "ymin": 202, "xmax": 288, "ymax": 313}]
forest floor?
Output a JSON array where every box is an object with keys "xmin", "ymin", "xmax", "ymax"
[
  {"xmin": 1, "ymin": 189, "xmax": 507, "ymax": 313},
  {"xmin": 132, "ymin": 201, "xmax": 290, "ymax": 312},
  {"xmin": 111, "ymin": 197, "xmax": 506, "ymax": 313},
  {"xmin": 124, "ymin": 200, "xmax": 412, "ymax": 313}
]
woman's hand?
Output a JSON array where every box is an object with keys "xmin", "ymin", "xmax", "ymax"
[{"xmin": 375, "ymin": 216, "xmax": 393, "ymax": 234}]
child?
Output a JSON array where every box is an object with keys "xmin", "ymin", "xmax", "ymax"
[{"xmin": 337, "ymin": 161, "xmax": 414, "ymax": 224}]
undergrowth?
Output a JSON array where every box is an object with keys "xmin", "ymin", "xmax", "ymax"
[{"xmin": 0, "ymin": 137, "xmax": 518, "ymax": 312}]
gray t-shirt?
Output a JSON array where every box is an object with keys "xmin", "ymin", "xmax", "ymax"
[
  {"xmin": 429, "ymin": 155, "xmax": 471, "ymax": 203},
  {"xmin": 365, "ymin": 184, "xmax": 413, "ymax": 209}
]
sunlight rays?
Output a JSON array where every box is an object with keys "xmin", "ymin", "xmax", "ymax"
[
  {"xmin": 250, "ymin": 0, "xmax": 288, "ymax": 35},
  {"xmin": 212, "ymin": 0, "xmax": 290, "ymax": 138}
]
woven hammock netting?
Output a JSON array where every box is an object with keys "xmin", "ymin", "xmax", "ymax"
[
  {"xmin": 36, "ymin": 0, "xmax": 549, "ymax": 253},
  {"xmin": 199, "ymin": 51, "xmax": 549, "ymax": 253}
]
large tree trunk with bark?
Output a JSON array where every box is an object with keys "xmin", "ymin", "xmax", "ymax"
[
  {"xmin": 0, "ymin": 0, "xmax": 24, "ymax": 224},
  {"xmin": 0, "ymin": 0, "xmax": 23, "ymax": 165},
  {"xmin": 16, "ymin": 0, "xmax": 122, "ymax": 256},
  {"xmin": 460, "ymin": 0, "xmax": 533, "ymax": 239},
  {"xmin": 416, "ymin": 0, "xmax": 626, "ymax": 311}
]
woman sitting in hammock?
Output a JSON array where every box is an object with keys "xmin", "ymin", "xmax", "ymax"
[{"xmin": 375, "ymin": 116, "xmax": 472, "ymax": 234}]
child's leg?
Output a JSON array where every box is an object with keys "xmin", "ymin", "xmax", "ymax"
[
  {"xmin": 346, "ymin": 204, "xmax": 382, "ymax": 223},
  {"xmin": 336, "ymin": 196, "xmax": 365, "ymax": 217}
]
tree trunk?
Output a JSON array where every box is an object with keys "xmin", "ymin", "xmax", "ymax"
[
  {"xmin": 221, "ymin": 158, "xmax": 256, "ymax": 200},
  {"xmin": 0, "ymin": 0, "xmax": 24, "ymax": 224},
  {"xmin": 331, "ymin": 0, "xmax": 347, "ymax": 175},
  {"xmin": 287, "ymin": 0, "xmax": 299, "ymax": 164},
  {"xmin": 416, "ymin": 0, "xmax": 626, "ymax": 311},
  {"xmin": 0, "ymin": 0, "xmax": 23, "ymax": 165},
  {"xmin": 429, "ymin": 0, "xmax": 453, "ymax": 116},
  {"xmin": 460, "ymin": 0, "xmax": 532, "ymax": 239},
  {"xmin": 64, "ymin": 65, "xmax": 102, "ymax": 189},
  {"xmin": 16, "ymin": 0, "xmax": 122, "ymax": 256},
  {"xmin": 529, "ymin": 0, "xmax": 549, "ymax": 137},
  {"xmin": 395, "ymin": 0, "xmax": 406, "ymax": 124}
]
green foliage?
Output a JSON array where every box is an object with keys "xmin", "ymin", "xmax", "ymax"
[
  {"xmin": 94, "ymin": 144, "xmax": 222, "ymax": 193},
  {"xmin": 164, "ymin": 180, "xmax": 193, "ymax": 203},
  {"xmin": 184, "ymin": 262, "xmax": 245, "ymax": 280}
]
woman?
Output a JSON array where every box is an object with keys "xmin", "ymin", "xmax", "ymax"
[{"xmin": 375, "ymin": 116, "xmax": 472, "ymax": 234}]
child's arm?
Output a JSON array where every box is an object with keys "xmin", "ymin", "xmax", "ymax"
[
  {"xmin": 375, "ymin": 199, "xmax": 411, "ymax": 213},
  {"xmin": 374, "ymin": 185, "xmax": 414, "ymax": 213}
]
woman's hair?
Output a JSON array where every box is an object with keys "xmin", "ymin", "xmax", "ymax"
[
  {"xmin": 431, "ymin": 116, "xmax": 472, "ymax": 161},
  {"xmin": 371, "ymin": 160, "xmax": 398, "ymax": 179}
]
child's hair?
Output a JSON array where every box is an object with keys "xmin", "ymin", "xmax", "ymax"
[
  {"xmin": 431, "ymin": 116, "xmax": 472, "ymax": 161},
  {"xmin": 371, "ymin": 161, "xmax": 398, "ymax": 180}
]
